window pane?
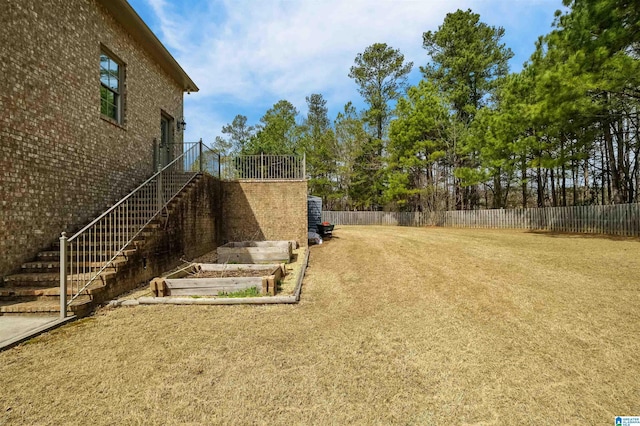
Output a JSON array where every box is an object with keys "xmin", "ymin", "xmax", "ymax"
[
  {"xmin": 107, "ymin": 101, "xmax": 117, "ymax": 120},
  {"xmin": 103, "ymin": 87, "xmax": 115, "ymax": 104},
  {"xmin": 100, "ymin": 68, "xmax": 110, "ymax": 87},
  {"xmin": 107, "ymin": 68, "xmax": 119, "ymax": 91},
  {"xmin": 100, "ymin": 86, "xmax": 118, "ymax": 120},
  {"xmin": 100, "ymin": 51, "xmax": 122, "ymax": 122},
  {"xmin": 100, "ymin": 53, "xmax": 119, "ymax": 91},
  {"xmin": 109, "ymin": 59, "xmax": 118, "ymax": 75},
  {"xmin": 100, "ymin": 85, "xmax": 109, "ymax": 102}
]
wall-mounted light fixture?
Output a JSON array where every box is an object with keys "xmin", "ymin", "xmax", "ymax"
[{"xmin": 177, "ymin": 118, "xmax": 187, "ymax": 131}]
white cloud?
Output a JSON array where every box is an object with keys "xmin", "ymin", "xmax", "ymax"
[
  {"xmin": 143, "ymin": 0, "xmax": 561, "ymax": 138},
  {"xmin": 150, "ymin": 1, "xmax": 458, "ymax": 99}
]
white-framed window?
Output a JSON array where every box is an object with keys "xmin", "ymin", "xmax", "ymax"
[{"xmin": 100, "ymin": 50, "xmax": 124, "ymax": 123}]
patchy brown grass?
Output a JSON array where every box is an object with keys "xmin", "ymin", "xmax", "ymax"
[{"xmin": 1, "ymin": 226, "xmax": 639, "ymax": 424}]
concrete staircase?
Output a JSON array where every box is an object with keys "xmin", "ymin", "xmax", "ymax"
[{"xmin": 0, "ymin": 174, "xmax": 204, "ymax": 317}]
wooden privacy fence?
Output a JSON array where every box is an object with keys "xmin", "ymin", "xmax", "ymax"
[{"xmin": 322, "ymin": 204, "xmax": 640, "ymax": 237}]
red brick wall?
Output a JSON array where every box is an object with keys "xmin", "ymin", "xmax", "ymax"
[
  {"xmin": 221, "ymin": 181, "xmax": 308, "ymax": 247},
  {"xmin": 0, "ymin": 0, "xmax": 185, "ymax": 277}
]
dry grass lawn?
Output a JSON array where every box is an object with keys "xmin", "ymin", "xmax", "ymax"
[{"xmin": 1, "ymin": 226, "xmax": 639, "ymax": 424}]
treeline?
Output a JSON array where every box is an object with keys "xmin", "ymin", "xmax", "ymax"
[{"xmin": 213, "ymin": 0, "xmax": 640, "ymax": 211}]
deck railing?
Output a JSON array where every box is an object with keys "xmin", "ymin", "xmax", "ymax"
[
  {"xmin": 59, "ymin": 141, "xmax": 220, "ymax": 317},
  {"xmin": 220, "ymin": 154, "xmax": 305, "ymax": 180}
]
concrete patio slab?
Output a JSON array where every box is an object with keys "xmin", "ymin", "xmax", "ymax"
[{"xmin": 0, "ymin": 316, "xmax": 76, "ymax": 351}]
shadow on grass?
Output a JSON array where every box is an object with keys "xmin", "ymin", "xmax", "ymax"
[{"xmin": 525, "ymin": 229, "xmax": 640, "ymax": 242}]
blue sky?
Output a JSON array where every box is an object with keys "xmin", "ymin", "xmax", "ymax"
[{"xmin": 127, "ymin": 0, "xmax": 564, "ymax": 143}]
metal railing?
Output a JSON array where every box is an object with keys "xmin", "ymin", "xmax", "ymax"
[
  {"xmin": 157, "ymin": 141, "xmax": 221, "ymax": 176},
  {"xmin": 220, "ymin": 154, "xmax": 305, "ymax": 180},
  {"xmin": 59, "ymin": 141, "xmax": 220, "ymax": 317}
]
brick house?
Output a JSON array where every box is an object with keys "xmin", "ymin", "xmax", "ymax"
[{"xmin": 0, "ymin": 0, "xmax": 198, "ymax": 279}]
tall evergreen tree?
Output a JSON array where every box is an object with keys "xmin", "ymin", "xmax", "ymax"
[
  {"xmin": 422, "ymin": 9, "xmax": 514, "ymax": 209},
  {"xmin": 333, "ymin": 102, "xmax": 369, "ymax": 209},
  {"xmin": 214, "ymin": 114, "xmax": 255, "ymax": 155},
  {"xmin": 349, "ymin": 137, "xmax": 386, "ymax": 210},
  {"xmin": 245, "ymin": 100, "xmax": 303, "ymax": 155},
  {"xmin": 349, "ymin": 43, "xmax": 413, "ymax": 141},
  {"xmin": 546, "ymin": 0, "xmax": 640, "ymax": 203},
  {"xmin": 422, "ymin": 9, "xmax": 513, "ymax": 122},
  {"xmin": 387, "ymin": 81, "xmax": 449, "ymax": 210},
  {"xmin": 303, "ymin": 94, "xmax": 338, "ymax": 206}
]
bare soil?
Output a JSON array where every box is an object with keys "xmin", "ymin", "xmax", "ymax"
[
  {"xmin": 1, "ymin": 226, "xmax": 638, "ymax": 424},
  {"xmin": 191, "ymin": 251, "xmax": 218, "ymax": 264}
]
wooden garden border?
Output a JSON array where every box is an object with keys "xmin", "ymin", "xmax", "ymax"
[{"xmin": 137, "ymin": 248, "xmax": 309, "ymax": 306}]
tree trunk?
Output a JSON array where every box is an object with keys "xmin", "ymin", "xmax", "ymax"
[
  {"xmin": 493, "ymin": 169, "xmax": 502, "ymax": 209},
  {"xmin": 521, "ymin": 158, "xmax": 528, "ymax": 208},
  {"xmin": 503, "ymin": 176, "xmax": 511, "ymax": 208},
  {"xmin": 582, "ymin": 159, "xmax": 590, "ymax": 204},
  {"xmin": 561, "ymin": 162, "xmax": 567, "ymax": 206},
  {"xmin": 550, "ymin": 166, "xmax": 557, "ymax": 207},
  {"xmin": 537, "ymin": 164, "xmax": 544, "ymax": 208},
  {"xmin": 634, "ymin": 116, "xmax": 640, "ymax": 202},
  {"xmin": 600, "ymin": 141, "xmax": 607, "ymax": 204},
  {"xmin": 559, "ymin": 138, "xmax": 566, "ymax": 206},
  {"xmin": 603, "ymin": 114, "xmax": 625, "ymax": 203},
  {"xmin": 603, "ymin": 123, "xmax": 618, "ymax": 203},
  {"xmin": 454, "ymin": 153, "xmax": 463, "ymax": 210},
  {"xmin": 572, "ymin": 158, "xmax": 578, "ymax": 205}
]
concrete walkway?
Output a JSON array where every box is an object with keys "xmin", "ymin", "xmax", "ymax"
[{"xmin": 0, "ymin": 316, "xmax": 75, "ymax": 351}]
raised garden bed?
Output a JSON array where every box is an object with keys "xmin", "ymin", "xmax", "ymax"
[
  {"xmin": 149, "ymin": 263, "xmax": 286, "ymax": 297},
  {"xmin": 216, "ymin": 241, "xmax": 294, "ymax": 264},
  {"xmin": 132, "ymin": 247, "xmax": 308, "ymax": 306}
]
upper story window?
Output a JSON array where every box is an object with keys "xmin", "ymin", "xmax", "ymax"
[{"xmin": 100, "ymin": 50, "xmax": 123, "ymax": 123}]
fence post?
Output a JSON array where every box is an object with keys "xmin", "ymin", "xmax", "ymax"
[
  {"xmin": 302, "ymin": 152, "xmax": 306, "ymax": 180},
  {"xmin": 59, "ymin": 232, "xmax": 67, "ymax": 319},
  {"xmin": 260, "ymin": 153, "xmax": 264, "ymax": 180},
  {"xmin": 218, "ymin": 152, "xmax": 221, "ymax": 178},
  {"xmin": 199, "ymin": 138, "xmax": 203, "ymax": 172}
]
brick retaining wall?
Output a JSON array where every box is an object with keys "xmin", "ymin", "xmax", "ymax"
[{"xmin": 221, "ymin": 181, "xmax": 308, "ymax": 247}]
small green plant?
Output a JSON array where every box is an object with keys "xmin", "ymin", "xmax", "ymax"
[{"xmin": 218, "ymin": 286, "xmax": 261, "ymax": 298}]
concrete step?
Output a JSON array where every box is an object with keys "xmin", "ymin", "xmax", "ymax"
[
  {"xmin": 21, "ymin": 258, "xmax": 127, "ymax": 273},
  {"xmin": 36, "ymin": 249, "xmax": 136, "ymax": 262},
  {"xmin": 91, "ymin": 222, "xmax": 160, "ymax": 232},
  {"xmin": 0, "ymin": 297, "xmax": 93, "ymax": 316},
  {"xmin": 3, "ymin": 271, "xmax": 116, "ymax": 287},
  {"xmin": 91, "ymin": 214, "xmax": 163, "ymax": 222},
  {"xmin": 63, "ymin": 231, "xmax": 150, "ymax": 240},
  {"xmin": 77, "ymin": 211, "xmax": 171, "ymax": 231},
  {"xmin": 0, "ymin": 174, "xmax": 201, "ymax": 317},
  {"xmin": 0, "ymin": 281, "xmax": 104, "ymax": 299},
  {"xmin": 83, "ymin": 216, "xmax": 162, "ymax": 227},
  {"xmin": 84, "ymin": 231, "xmax": 156, "ymax": 241},
  {"xmin": 51, "ymin": 240, "xmax": 143, "ymax": 250},
  {"xmin": 88, "ymin": 230, "xmax": 155, "ymax": 239}
]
